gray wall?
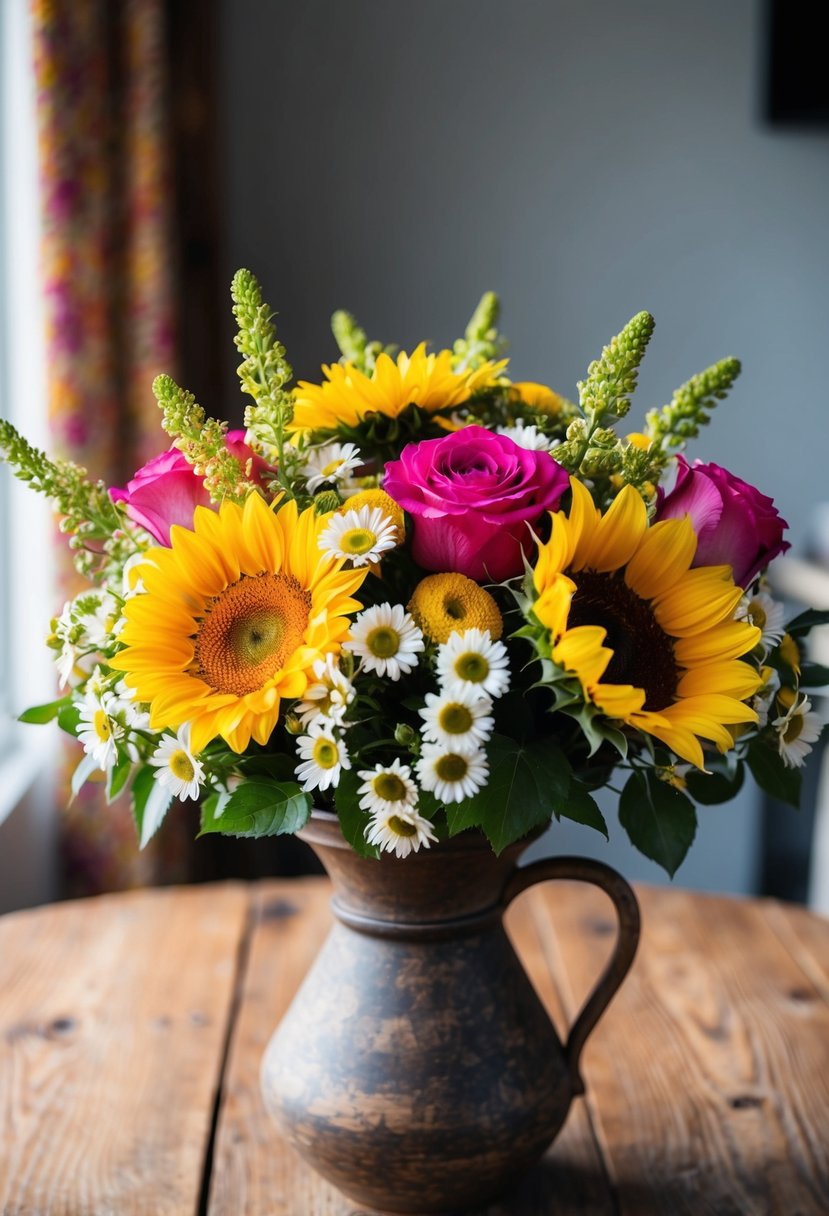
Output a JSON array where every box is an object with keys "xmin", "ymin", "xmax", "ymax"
[{"xmin": 219, "ymin": 0, "xmax": 829, "ymax": 893}]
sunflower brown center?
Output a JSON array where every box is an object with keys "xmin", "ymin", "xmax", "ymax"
[
  {"xmin": 193, "ymin": 573, "xmax": 312, "ymax": 697},
  {"xmin": 567, "ymin": 571, "xmax": 678, "ymax": 711}
]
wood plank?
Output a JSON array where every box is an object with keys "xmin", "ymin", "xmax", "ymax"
[
  {"xmin": 209, "ymin": 877, "xmax": 615, "ymax": 1215},
  {"xmin": 759, "ymin": 899, "xmax": 829, "ymax": 1005},
  {"xmin": 532, "ymin": 881, "xmax": 829, "ymax": 1215},
  {"xmin": 0, "ymin": 882, "xmax": 249, "ymax": 1216}
]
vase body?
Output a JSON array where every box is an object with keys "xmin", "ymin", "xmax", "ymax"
[{"xmin": 261, "ymin": 811, "xmax": 639, "ymax": 1214}]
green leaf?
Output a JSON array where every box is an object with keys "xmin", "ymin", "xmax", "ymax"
[
  {"xmin": 747, "ymin": 739, "xmax": 802, "ymax": 808},
  {"xmin": 464, "ymin": 733, "xmax": 570, "ymax": 854},
  {"xmin": 199, "ymin": 781, "xmax": 311, "ymax": 838},
  {"xmin": 130, "ymin": 765, "xmax": 156, "ymax": 843},
  {"xmin": 619, "ymin": 770, "xmax": 697, "ymax": 878},
  {"xmin": 785, "ymin": 608, "xmax": 829, "ymax": 637},
  {"xmin": 444, "ymin": 797, "xmax": 485, "ymax": 837},
  {"xmin": 685, "ymin": 762, "xmax": 745, "ymax": 806},
  {"xmin": 106, "ymin": 753, "xmax": 133, "ymax": 803},
  {"xmin": 557, "ymin": 783, "xmax": 609, "ymax": 838},
  {"xmin": 18, "ymin": 696, "xmax": 71, "ymax": 724},
  {"xmin": 238, "ymin": 751, "xmax": 296, "ymax": 781},
  {"xmin": 57, "ymin": 702, "xmax": 81, "ymax": 736},
  {"xmin": 333, "ymin": 768, "xmax": 379, "ymax": 859}
]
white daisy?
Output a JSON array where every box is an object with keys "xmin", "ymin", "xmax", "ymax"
[
  {"xmin": 344, "ymin": 603, "xmax": 425, "ymax": 680},
  {"xmin": 752, "ymin": 665, "xmax": 781, "ymax": 729},
  {"xmin": 365, "ymin": 807, "xmax": 438, "ymax": 858},
  {"xmin": 358, "ymin": 757, "xmax": 419, "ymax": 817},
  {"xmin": 419, "ymin": 688, "xmax": 494, "ymax": 753},
  {"xmin": 773, "ymin": 695, "xmax": 823, "ymax": 769},
  {"xmin": 496, "ymin": 421, "xmax": 556, "ymax": 451},
  {"xmin": 416, "ymin": 743, "xmax": 489, "ymax": 804},
  {"xmin": 295, "ymin": 654, "xmax": 356, "ymax": 726},
  {"xmin": 318, "ymin": 505, "xmax": 398, "ymax": 567},
  {"xmin": 436, "ymin": 628, "xmax": 510, "ymax": 699},
  {"xmin": 55, "ymin": 639, "xmax": 82, "ymax": 688},
  {"xmin": 110, "ymin": 679, "xmax": 152, "ymax": 732},
  {"xmin": 737, "ymin": 589, "xmax": 786, "ymax": 654},
  {"xmin": 149, "ymin": 724, "xmax": 204, "ymax": 800},
  {"xmin": 295, "ymin": 720, "xmax": 351, "ymax": 792},
  {"xmin": 305, "ymin": 442, "xmax": 362, "ymax": 494},
  {"xmin": 77, "ymin": 689, "xmax": 120, "ymax": 770}
]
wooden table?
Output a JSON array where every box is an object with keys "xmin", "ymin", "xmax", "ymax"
[{"xmin": 1, "ymin": 878, "xmax": 827, "ymax": 1215}]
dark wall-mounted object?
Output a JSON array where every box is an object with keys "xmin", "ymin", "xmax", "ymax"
[{"xmin": 765, "ymin": 1, "xmax": 829, "ymax": 126}]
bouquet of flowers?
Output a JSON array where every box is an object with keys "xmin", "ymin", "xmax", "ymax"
[{"xmin": 2, "ymin": 271, "xmax": 826, "ymax": 875}]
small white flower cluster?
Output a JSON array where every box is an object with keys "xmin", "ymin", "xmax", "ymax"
[
  {"xmin": 290, "ymin": 624, "xmax": 511, "ymax": 860},
  {"xmin": 415, "ymin": 628, "xmax": 509, "ymax": 806},
  {"xmin": 51, "ymin": 590, "xmax": 122, "ymax": 688},
  {"xmin": 293, "ymin": 656, "xmax": 357, "ymax": 792},
  {"xmin": 73, "ymin": 672, "xmax": 151, "ymax": 792}
]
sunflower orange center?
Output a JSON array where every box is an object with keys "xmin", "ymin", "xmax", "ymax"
[
  {"xmin": 567, "ymin": 570, "xmax": 678, "ymax": 711},
  {"xmin": 193, "ymin": 573, "xmax": 312, "ymax": 697}
]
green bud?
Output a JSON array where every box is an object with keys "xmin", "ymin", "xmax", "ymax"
[
  {"xmin": 313, "ymin": 490, "xmax": 342, "ymax": 514},
  {"xmin": 394, "ymin": 723, "xmax": 418, "ymax": 747}
]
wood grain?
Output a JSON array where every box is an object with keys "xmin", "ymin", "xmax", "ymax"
[
  {"xmin": 534, "ymin": 882, "xmax": 829, "ymax": 1216},
  {"xmin": 0, "ymin": 882, "xmax": 249, "ymax": 1216},
  {"xmin": 2, "ymin": 878, "xmax": 828, "ymax": 1214}
]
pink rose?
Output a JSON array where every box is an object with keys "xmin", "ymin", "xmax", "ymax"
[
  {"xmin": 111, "ymin": 431, "xmax": 272, "ymax": 546},
  {"xmin": 383, "ymin": 426, "xmax": 569, "ymax": 581},
  {"xmin": 655, "ymin": 455, "xmax": 789, "ymax": 587}
]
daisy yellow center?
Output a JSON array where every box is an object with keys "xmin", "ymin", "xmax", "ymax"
[
  {"xmin": 367, "ymin": 626, "xmax": 400, "ymax": 658},
  {"xmin": 454, "ymin": 652, "xmax": 489, "ymax": 683},
  {"xmin": 437, "ymin": 703, "xmax": 474, "ymax": 734},
  {"xmin": 782, "ymin": 714, "xmax": 804, "ymax": 745},
  {"xmin": 748, "ymin": 601, "xmax": 767, "ymax": 630},
  {"xmin": 435, "ymin": 753, "xmax": 469, "ymax": 782},
  {"xmin": 321, "ymin": 458, "xmax": 343, "ymax": 477},
  {"xmin": 341, "ymin": 528, "xmax": 377, "ymax": 555},
  {"xmin": 169, "ymin": 749, "xmax": 195, "ymax": 782},
  {"xmin": 373, "ymin": 772, "xmax": 408, "ymax": 802},
  {"xmin": 194, "ymin": 573, "xmax": 312, "ymax": 698},
  {"xmin": 93, "ymin": 710, "xmax": 111, "ymax": 742},
  {"xmin": 312, "ymin": 737, "xmax": 340, "ymax": 769},
  {"xmin": 567, "ymin": 570, "xmax": 678, "ymax": 711},
  {"xmin": 388, "ymin": 815, "xmax": 417, "ymax": 837}
]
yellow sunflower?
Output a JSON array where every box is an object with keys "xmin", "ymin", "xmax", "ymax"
[
  {"xmin": 290, "ymin": 344, "xmax": 508, "ymax": 433},
  {"xmin": 531, "ymin": 479, "xmax": 762, "ymax": 769},
  {"xmin": 114, "ymin": 494, "xmax": 368, "ymax": 753}
]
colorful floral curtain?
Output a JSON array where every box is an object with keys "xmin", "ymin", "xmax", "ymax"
[{"xmin": 32, "ymin": 0, "xmax": 185, "ymax": 894}]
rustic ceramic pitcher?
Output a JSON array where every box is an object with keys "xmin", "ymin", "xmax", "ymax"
[{"xmin": 261, "ymin": 810, "xmax": 640, "ymax": 1214}]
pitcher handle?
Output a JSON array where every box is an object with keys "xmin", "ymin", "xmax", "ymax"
[{"xmin": 501, "ymin": 855, "xmax": 640, "ymax": 1096}]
